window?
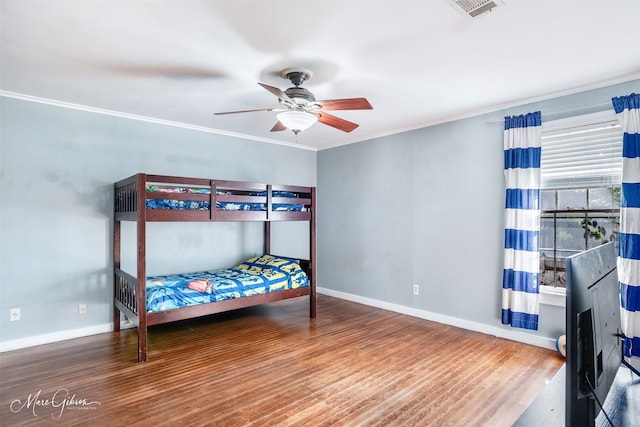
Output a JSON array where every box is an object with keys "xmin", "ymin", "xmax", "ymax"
[{"xmin": 539, "ymin": 111, "xmax": 622, "ymax": 300}]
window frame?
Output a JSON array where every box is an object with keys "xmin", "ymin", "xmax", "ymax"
[{"xmin": 537, "ymin": 110, "xmax": 622, "ymax": 307}]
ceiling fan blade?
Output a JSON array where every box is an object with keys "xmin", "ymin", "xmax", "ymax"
[
  {"xmin": 270, "ymin": 121, "xmax": 287, "ymax": 132},
  {"xmin": 258, "ymin": 82, "xmax": 294, "ymax": 104},
  {"xmin": 318, "ymin": 112, "xmax": 359, "ymax": 133},
  {"xmin": 316, "ymin": 98, "xmax": 373, "ymax": 111},
  {"xmin": 214, "ymin": 108, "xmax": 274, "ymax": 115}
]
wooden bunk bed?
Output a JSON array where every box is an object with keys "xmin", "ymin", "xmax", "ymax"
[{"xmin": 113, "ymin": 173, "xmax": 316, "ymax": 362}]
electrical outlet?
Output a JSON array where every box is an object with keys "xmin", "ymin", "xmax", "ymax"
[
  {"xmin": 413, "ymin": 284, "xmax": 420, "ymax": 296},
  {"xmin": 78, "ymin": 303, "xmax": 87, "ymax": 315},
  {"xmin": 10, "ymin": 308, "xmax": 21, "ymax": 321}
]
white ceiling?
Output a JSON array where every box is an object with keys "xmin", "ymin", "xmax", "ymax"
[{"xmin": 2, "ymin": 1, "xmax": 639, "ymax": 151}]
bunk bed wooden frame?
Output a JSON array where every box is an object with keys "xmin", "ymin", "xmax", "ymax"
[{"xmin": 113, "ymin": 173, "xmax": 316, "ymax": 362}]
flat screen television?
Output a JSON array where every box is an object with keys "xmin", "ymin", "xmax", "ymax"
[{"xmin": 565, "ymin": 242, "xmax": 622, "ymax": 426}]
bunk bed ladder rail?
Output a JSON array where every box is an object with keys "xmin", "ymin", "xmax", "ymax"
[
  {"xmin": 136, "ymin": 174, "xmax": 148, "ymax": 362},
  {"xmin": 310, "ymin": 186, "xmax": 316, "ymax": 318}
]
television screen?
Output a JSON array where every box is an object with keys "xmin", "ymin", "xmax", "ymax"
[{"xmin": 565, "ymin": 242, "xmax": 622, "ymax": 427}]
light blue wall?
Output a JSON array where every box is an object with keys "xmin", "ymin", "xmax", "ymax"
[
  {"xmin": 317, "ymin": 79, "xmax": 639, "ymax": 341},
  {"xmin": 2, "ymin": 79, "xmax": 637, "ymax": 347},
  {"xmin": 0, "ymin": 97, "xmax": 316, "ymax": 342}
]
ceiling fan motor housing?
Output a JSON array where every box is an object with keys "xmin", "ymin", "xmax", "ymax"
[{"xmin": 284, "ymin": 87, "xmax": 316, "ymax": 105}]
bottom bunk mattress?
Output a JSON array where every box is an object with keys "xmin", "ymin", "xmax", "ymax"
[{"xmin": 145, "ymin": 254, "xmax": 309, "ymax": 312}]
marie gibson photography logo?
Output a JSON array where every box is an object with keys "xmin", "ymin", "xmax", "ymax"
[{"xmin": 10, "ymin": 388, "xmax": 101, "ymax": 420}]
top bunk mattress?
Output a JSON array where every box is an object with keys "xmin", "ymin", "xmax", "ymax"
[
  {"xmin": 114, "ymin": 174, "xmax": 313, "ymax": 222},
  {"xmin": 145, "ymin": 185, "xmax": 304, "ymax": 212}
]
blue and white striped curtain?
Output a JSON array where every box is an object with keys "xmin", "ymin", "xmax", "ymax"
[
  {"xmin": 501, "ymin": 111, "xmax": 542, "ymax": 330},
  {"xmin": 612, "ymin": 93, "xmax": 640, "ymax": 358}
]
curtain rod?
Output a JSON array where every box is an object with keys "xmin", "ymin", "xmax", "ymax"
[{"xmin": 484, "ymin": 102, "xmax": 613, "ymax": 126}]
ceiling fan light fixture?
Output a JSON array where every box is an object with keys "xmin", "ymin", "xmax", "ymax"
[{"xmin": 277, "ymin": 110, "xmax": 318, "ymax": 134}]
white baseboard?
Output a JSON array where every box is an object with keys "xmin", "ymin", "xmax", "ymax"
[
  {"xmin": 1, "ymin": 291, "xmax": 556, "ymax": 353},
  {"xmin": 0, "ymin": 321, "xmax": 135, "ymax": 353},
  {"xmin": 317, "ymin": 287, "xmax": 557, "ymax": 351}
]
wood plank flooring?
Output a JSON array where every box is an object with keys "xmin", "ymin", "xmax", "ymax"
[{"xmin": 0, "ymin": 295, "xmax": 563, "ymax": 426}]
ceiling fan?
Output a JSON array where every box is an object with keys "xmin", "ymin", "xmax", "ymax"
[{"xmin": 214, "ymin": 68, "xmax": 373, "ymax": 134}]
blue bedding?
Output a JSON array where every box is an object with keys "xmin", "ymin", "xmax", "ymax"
[
  {"xmin": 145, "ymin": 186, "xmax": 303, "ymax": 211},
  {"xmin": 145, "ymin": 255, "xmax": 308, "ymax": 312},
  {"xmin": 145, "ymin": 200, "xmax": 303, "ymax": 211}
]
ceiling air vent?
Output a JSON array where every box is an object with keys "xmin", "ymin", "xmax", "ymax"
[{"xmin": 447, "ymin": 0, "xmax": 503, "ymax": 18}]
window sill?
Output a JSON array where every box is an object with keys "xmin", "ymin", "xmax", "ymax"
[{"xmin": 540, "ymin": 285, "xmax": 566, "ymax": 307}]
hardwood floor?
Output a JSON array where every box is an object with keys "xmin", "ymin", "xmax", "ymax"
[{"xmin": 0, "ymin": 295, "xmax": 563, "ymax": 426}]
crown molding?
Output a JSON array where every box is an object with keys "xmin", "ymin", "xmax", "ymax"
[{"xmin": 0, "ymin": 90, "xmax": 318, "ymax": 152}]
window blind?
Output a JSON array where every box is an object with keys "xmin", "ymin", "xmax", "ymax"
[{"xmin": 541, "ymin": 111, "xmax": 622, "ymax": 189}]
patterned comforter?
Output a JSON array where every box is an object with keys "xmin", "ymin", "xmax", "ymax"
[
  {"xmin": 145, "ymin": 254, "xmax": 308, "ymax": 312},
  {"xmin": 145, "ymin": 186, "xmax": 303, "ymax": 211}
]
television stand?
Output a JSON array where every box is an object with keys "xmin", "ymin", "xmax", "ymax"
[
  {"xmin": 513, "ymin": 364, "xmax": 565, "ymax": 426},
  {"xmin": 514, "ymin": 361, "xmax": 640, "ymax": 426}
]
